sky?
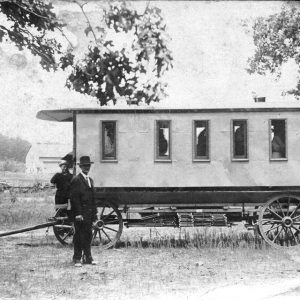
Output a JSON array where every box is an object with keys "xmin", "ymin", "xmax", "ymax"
[{"xmin": 0, "ymin": 1, "xmax": 299, "ymax": 144}]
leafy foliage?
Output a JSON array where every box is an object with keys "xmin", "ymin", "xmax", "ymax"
[
  {"xmin": 0, "ymin": 0, "xmax": 64, "ymax": 70},
  {"xmin": 63, "ymin": 1, "xmax": 173, "ymax": 105},
  {"xmin": 247, "ymin": 5, "xmax": 300, "ymax": 98},
  {"xmin": 0, "ymin": 0, "xmax": 173, "ymax": 105}
]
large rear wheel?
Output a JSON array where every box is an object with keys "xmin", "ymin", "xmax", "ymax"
[
  {"xmin": 92, "ymin": 201, "xmax": 123, "ymax": 249},
  {"xmin": 258, "ymin": 195, "xmax": 300, "ymax": 248}
]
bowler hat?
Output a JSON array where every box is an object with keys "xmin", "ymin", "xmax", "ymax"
[{"xmin": 78, "ymin": 156, "xmax": 94, "ymax": 166}]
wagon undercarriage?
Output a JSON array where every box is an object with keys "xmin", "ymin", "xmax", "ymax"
[
  {"xmin": 1, "ymin": 192, "xmax": 300, "ymax": 249},
  {"xmin": 51, "ymin": 192, "xmax": 300, "ymax": 249}
]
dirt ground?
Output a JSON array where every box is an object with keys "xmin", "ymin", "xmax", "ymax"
[{"xmin": 1, "ymin": 228, "xmax": 300, "ymax": 300}]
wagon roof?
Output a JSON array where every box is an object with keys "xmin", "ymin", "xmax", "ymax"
[{"xmin": 37, "ymin": 107, "xmax": 300, "ymax": 122}]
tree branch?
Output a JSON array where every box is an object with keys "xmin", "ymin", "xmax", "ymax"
[
  {"xmin": 16, "ymin": 26, "xmax": 56, "ymax": 65},
  {"xmin": 56, "ymin": 26, "xmax": 75, "ymax": 49},
  {"xmin": 74, "ymin": 0, "xmax": 98, "ymax": 43},
  {"xmin": 4, "ymin": 1, "xmax": 52, "ymax": 21}
]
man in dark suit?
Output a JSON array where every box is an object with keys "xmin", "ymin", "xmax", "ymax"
[{"xmin": 70, "ymin": 156, "xmax": 97, "ymax": 267}]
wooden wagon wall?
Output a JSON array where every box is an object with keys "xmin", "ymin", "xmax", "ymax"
[{"xmin": 75, "ymin": 110, "xmax": 300, "ymax": 188}]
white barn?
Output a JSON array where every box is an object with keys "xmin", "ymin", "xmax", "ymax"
[{"xmin": 25, "ymin": 143, "xmax": 72, "ymax": 175}]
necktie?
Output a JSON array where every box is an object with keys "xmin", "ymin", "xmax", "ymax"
[{"xmin": 82, "ymin": 173, "xmax": 91, "ymax": 187}]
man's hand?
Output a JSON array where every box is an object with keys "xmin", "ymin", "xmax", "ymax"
[{"xmin": 75, "ymin": 215, "xmax": 84, "ymax": 221}]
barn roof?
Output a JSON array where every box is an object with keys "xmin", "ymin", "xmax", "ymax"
[
  {"xmin": 37, "ymin": 106, "xmax": 300, "ymax": 122},
  {"xmin": 28, "ymin": 143, "xmax": 71, "ymax": 158}
]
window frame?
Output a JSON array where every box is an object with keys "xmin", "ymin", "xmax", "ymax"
[
  {"xmin": 231, "ymin": 119, "xmax": 249, "ymax": 162},
  {"xmin": 101, "ymin": 120, "xmax": 118, "ymax": 163},
  {"xmin": 269, "ymin": 119, "xmax": 288, "ymax": 161},
  {"xmin": 192, "ymin": 120, "xmax": 210, "ymax": 162},
  {"xmin": 154, "ymin": 120, "xmax": 172, "ymax": 162}
]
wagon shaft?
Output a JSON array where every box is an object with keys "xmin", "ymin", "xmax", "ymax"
[{"xmin": 0, "ymin": 221, "xmax": 57, "ymax": 238}]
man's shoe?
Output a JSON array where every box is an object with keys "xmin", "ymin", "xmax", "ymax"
[
  {"xmin": 73, "ymin": 260, "xmax": 82, "ymax": 267},
  {"xmin": 83, "ymin": 256, "xmax": 97, "ymax": 265}
]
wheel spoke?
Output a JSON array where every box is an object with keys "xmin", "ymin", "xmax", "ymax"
[
  {"xmin": 104, "ymin": 219, "xmax": 119, "ymax": 225},
  {"xmin": 92, "ymin": 229, "xmax": 98, "ymax": 241},
  {"xmin": 98, "ymin": 230, "xmax": 103, "ymax": 243},
  {"xmin": 103, "ymin": 226, "xmax": 118, "ymax": 233},
  {"xmin": 286, "ymin": 197, "xmax": 291, "ymax": 216},
  {"xmin": 292, "ymin": 215, "xmax": 300, "ymax": 221},
  {"xmin": 289, "ymin": 228, "xmax": 299, "ymax": 245},
  {"xmin": 62, "ymin": 230, "xmax": 72, "ymax": 241},
  {"xmin": 262, "ymin": 218, "xmax": 282, "ymax": 224},
  {"xmin": 273, "ymin": 226, "xmax": 284, "ymax": 243},
  {"xmin": 291, "ymin": 225, "xmax": 300, "ymax": 234},
  {"xmin": 101, "ymin": 229, "xmax": 112, "ymax": 242},
  {"xmin": 276, "ymin": 199, "xmax": 285, "ymax": 217},
  {"xmin": 264, "ymin": 224, "xmax": 281, "ymax": 235},
  {"xmin": 266, "ymin": 207, "xmax": 282, "ymax": 220},
  {"xmin": 283, "ymin": 227, "xmax": 290, "ymax": 246},
  {"xmin": 102, "ymin": 210, "xmax": 115, "ymax": 221},
  {"xmin": 100, "ymin": 207, "xmax": 105, "ymax": 218},
  {"xmin": 290, "ymin": 202, "xmax": 300, "ymax": 218}
]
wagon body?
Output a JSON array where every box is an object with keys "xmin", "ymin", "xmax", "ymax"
[
  {"xmin": 38, "ymin": 107, "xmax": 300, "ymax": 204},
  {"xmin": 35, "ymin": 107, "xmax": 300, "ymax": 248}
]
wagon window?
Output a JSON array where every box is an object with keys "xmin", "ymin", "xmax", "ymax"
[
  {"xmin": 156, "ymin": 121, "xmax": 171, "ymax": 160},
  {"xmin": 102, "ymin": 121, "xmax": 117, "ymax": 161},
  {"xmin": 270, "ymin": 119, "xmax": 287, "ymax": 159},
  {"xmin": 194, "ymin": 120, "xmax": 209, "ymax": 160},
  {"xmin": 232, "ymin": 120, "xmax": 248, "ymax": 160}
]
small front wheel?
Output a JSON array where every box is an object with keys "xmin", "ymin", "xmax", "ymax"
[{"xmin": 53, "ymin": 208, "xmax": 74, "ymax": 246}]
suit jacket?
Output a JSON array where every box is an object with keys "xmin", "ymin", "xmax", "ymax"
[{"xmin": 70, "ymin": 173, "xmax": 97, "ymax": 223}]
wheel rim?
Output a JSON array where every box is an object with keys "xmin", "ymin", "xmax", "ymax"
[
  {"xmin": 92, "ymin": 202, "xmax": 123, "ymax": 249},
  {"xmin": 258, "ymin": 195, "xmax": 300, "ymax": 248},
  {"xmin": 53, "ymin": 209, "xmax": 74, "ymax": 245}
]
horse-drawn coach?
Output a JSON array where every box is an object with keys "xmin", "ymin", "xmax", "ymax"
[{"xmin": 2, "ymin": 107, "xmax": 300, "ymax": 249}]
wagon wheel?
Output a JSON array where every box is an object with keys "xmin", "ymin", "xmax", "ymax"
[
  {"xmin": 92, "ymin": 202, "xmax": 123, "ymax": 249},
  {"xmin": 53, "ymin": 208, "xmax": 74, "ymax": 246},
  {"xmin": 258, "ymin": 195, "xmax": 300, "ymax": 248}
]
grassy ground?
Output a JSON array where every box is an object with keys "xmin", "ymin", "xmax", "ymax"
[{"xmin": 1, "ymin": 191, "xmax": 300, "ymax": 299}]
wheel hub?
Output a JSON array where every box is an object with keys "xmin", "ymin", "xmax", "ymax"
[
  {"xmin": 94, "ymin": 220, "xmax": 104, "ymax": 230},
  {"xmin": 282, "ymin": 216, "xmax": 293, "ymax": 228}
]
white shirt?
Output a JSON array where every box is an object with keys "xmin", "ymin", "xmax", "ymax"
[{"xmin": 80, "ymin": 171, "xmax": 91, "ymax": 188}]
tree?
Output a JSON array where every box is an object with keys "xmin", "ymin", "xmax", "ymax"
[
  {"xmin": 246, "ymin": 5, "xmax": 300, "ymax": 98},
  {"xmin": 0, "ymin": 134, "xmax": 31, "ymax": 162},
  {"xmin": 0, "ymin": 0, "xmax": 173, "ymax": 105},
  {"xmin": 62, "ymin": 1, "xmax": 173, "ymax": 105},
  {"xmin": 0, "ymin": 0, "xmax": 65, "ymax": 70}
]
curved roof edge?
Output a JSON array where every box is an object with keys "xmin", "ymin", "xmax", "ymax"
[{"xmin": 37, "ymin": 107, "xmax": 300, "ymax": 122}]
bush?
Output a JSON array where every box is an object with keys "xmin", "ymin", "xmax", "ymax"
[{"xmin": 0, "ymin": 160, "xmax": 25, "ymax": 172}]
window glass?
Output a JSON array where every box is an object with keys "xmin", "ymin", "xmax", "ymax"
[
  {"xmin": 156, "ymin": 121, "xmax": 171, "ymax": 160},
  {"xmin": 270, "ymin": 119, "xmax": 286, "ymax": 159},
  {"xmin": 194, "ymin": 120, "xmax": 209, "ymax": 159},
  {"xmin": 232, "ymin": 120, "xmax": 248, "ymax": 159},
  {"xmin": 102, "ymin": 121, "xmax": 116, "ymax": 160}
]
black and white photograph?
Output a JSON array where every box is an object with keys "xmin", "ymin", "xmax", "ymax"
[{"xmin": 1, "ymin": 0, "xmax": 300, "ymax": 299}]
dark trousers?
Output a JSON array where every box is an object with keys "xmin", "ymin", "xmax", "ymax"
[{"xmin": 73, "ymin": 221, "xmax": 93, "ymax": 261}]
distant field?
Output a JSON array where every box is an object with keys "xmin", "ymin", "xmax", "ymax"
[{"xmin": 0, "ymin": 171, "xmax": 51, "ymax": 187}]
